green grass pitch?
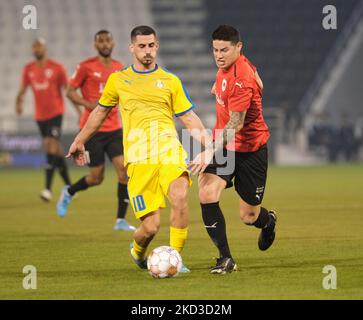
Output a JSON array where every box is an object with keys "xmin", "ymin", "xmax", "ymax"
[{"xmin": 0, "ymin": 165, "xmax": 362, "ymax": 299}]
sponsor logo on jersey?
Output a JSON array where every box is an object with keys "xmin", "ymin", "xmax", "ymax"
[
  {"xmin": 33, "ymin": 81, "xmax": 49, "ymax": 90},
  {"xmin": 216, "ymin": 93, "xmax": 225, "ymax": 106}
]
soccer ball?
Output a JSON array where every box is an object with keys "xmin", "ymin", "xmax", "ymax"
[{"xmin": 147, "ymin": 246, "xmax": 183, "ymax": 279}]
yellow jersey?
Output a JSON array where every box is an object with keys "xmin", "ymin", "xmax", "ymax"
[{"xmin": 98, "ymin": 64, "xmax": 195, "ymax": 164}]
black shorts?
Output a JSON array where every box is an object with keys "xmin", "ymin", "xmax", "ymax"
[
  {"xmin": 85, "ymin": 129, "xmax": 124, "ymax": 167},
  {"xmin": 204, "ymin": 144, "xmax": 268, "ymax": 206},
  {"xmin": 36, "ymin": 115, "xmax": 62, "ymax": 139}
]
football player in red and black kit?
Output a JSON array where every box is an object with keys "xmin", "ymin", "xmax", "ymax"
[
  {"xmin": 191, "ymin": 25, "xmax": 277, "ymax": 274},
  {"xmin": 15, "ymin": 38, "xmax": 71, "ymax": 202},
  {"xmin": 57, "ymin": 30, "xmax": 135, "ymax": 231}
]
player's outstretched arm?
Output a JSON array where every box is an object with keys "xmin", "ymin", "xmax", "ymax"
[
  {"xmin": 178, "ymin": 110, "xmax": 212, "ymax": 147},
  {"xmin": 67, "ymin": 105, "xmax": 111, "ymax": 165}
]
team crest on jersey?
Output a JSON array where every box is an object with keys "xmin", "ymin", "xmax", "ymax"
[
  {"xmin": 222, "ymin": 79, "xmax": 227, "ymax": 92},
  {"xmin": 155, "ymin": 79, "xmax": 164, "ymax": 89},
  {"xmin": 45, "ymin": 69, "xmax": 53, "ymax": 79}
]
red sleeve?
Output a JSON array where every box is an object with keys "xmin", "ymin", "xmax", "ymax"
[
  {"xmin": 245, "ymin": 57, "xmax": 257, "ymax": 73},
  {"xmin": 21, "ymin": 66, "xmax": 29, "ymax": 87},
  {"xmin": 69, "ymin": 63, "xmax": 86, "ymax": 89},
  {"xmin": 227, "ymin": 76, "xmax": 253, "ymax": 112},
  {"xmin": 59, "ymin": 65, "xmax": 68, "ymax": 88}
]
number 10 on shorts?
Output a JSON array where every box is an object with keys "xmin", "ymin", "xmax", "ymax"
[{"xmin": 132, "ymin": 195, "xmax": 146, "ymax": 212}]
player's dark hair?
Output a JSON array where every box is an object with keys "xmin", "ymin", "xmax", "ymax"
[
  {"xmin": 131, "ymin": 25, "xmax": 156, "ymax": 41},
  {"xmin": 212, "ymin": 25, "xmax": 241, "ymax": 45},
  {"xmin": 94, "ymin": 30, "xmax": 112, "ymax": 40}
]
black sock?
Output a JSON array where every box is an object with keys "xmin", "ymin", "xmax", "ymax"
[
  {"xmin": 68, "ymin": 177, "xmax": 89, "ymax": 196},
  {"xmin": 253, "ymin": 207, "xmax": 270, "ymax": 229},
  {"xmin": 117, "ymin": 182, "xmax": 129, "ymax": 219},
  {"xmin": 45, "ymin": 154, "xmax": 57, "ymax": 190},
  {"xmin": 56, "ymin": 156, "xmax": 71, "ymax": 185},
  {"xmin": 201, "ymin": 202, "xmax": 232, "ymax": 259}
]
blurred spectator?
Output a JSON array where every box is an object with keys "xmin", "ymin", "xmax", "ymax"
[
  {"xmin": 336, "ymin": 113, "xmax": 359, "ymax": 161},
  {"xmin": 308, "ymin": 112, "xmax": 360, "ymax": 162}
]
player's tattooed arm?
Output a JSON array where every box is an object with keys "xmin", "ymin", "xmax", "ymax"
[
  {"xmin": 189, "ymin": 111, "xmax": 246, "ymax": 175},
  {"xmin": 209, "ymin": 111, "xmax": 246, "ymax": 152}
]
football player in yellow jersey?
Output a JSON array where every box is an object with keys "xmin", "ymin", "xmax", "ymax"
[{"xmin": 66, "ymin": 26, "xmax": 211, "ymax": 272}]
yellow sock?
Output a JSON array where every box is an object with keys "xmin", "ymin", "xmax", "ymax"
[
  {"xmin": 170, "ymin": 226, "xmax": 188, "ymax": 253},
  {"xmin": 131, "ymin": 240, "xmax": 147, "ymax": 260}
]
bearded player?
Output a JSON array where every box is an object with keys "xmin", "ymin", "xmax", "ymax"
[
  {"xmin": 15, "ymin": 38, "xmax": 71, "ymax": 202},
  {"xmin": 66, "ymin": 26, "xmax": 212, "ymax": 272},
  {"xmin": 57, "ymin": 30, "xmax": 135, "ymax": 231}
]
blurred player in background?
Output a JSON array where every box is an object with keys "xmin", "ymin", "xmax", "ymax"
[
  {"xmin": 66, "ymin": 25, "xmax": 211, "ymax": 272},
  {"xmin": 56, "ymin": 30, "xmax": 135, "ymax": 231},
  {"xmin": 15, "ymin": 38, "xmax": 71, "ymax": 202},
  {"xmin": 191, "ymin": 25, "xmax": 277, "ymax": 274}
]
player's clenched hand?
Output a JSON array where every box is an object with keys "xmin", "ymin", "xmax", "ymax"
[
  {"xmin": 189, "ymin": 148, "xmax": 214, "ymax": 175},
  {"xmin": 66, "ymin": 140, "xmax": 88, "ymax": 166}
]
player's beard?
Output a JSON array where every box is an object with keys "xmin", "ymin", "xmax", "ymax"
[
  {"xmin": 98, "ymin": 48, "xmax": 112, "ymax": 58},
  {"xmin": 34, "ymin": 53, "xmax": 45, "ymax": 61},
  {"xmin": 140, "ymin": 54, "xmax": 154, "ymax": 67}
]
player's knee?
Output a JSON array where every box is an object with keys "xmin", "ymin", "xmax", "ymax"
[
  {"xmin": 43, "ymin": 138, "xmax": 53, "ymax": 152},
  {"xmin": 143, "ymin": 221, "xmax": 160, "ymax": 238},
  {"xmin": 199, "ymin": 185, "xmax": 219, "ymax": 204},
  {"xmin": 169, "ymin": 181, "xmax": 189, "ymax": 208},
  {"xmin": 88, "ymin": 174, "xmax": 104, "ymax": 186},
  {"xmin": 239, "ymin": 208, "xmax": 257, "ymax": 225},
  {"xmin": 117, "ymin": 170, "xmax": 128, "ymax": 185},
  {"xmin": 44, "ymin": 137, "xmax": 58, "ymax": 151},
  {"xmin": 170, "ymin": 189, "xmax": 188, "ymax": 209}
]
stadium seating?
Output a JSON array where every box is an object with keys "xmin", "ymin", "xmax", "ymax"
[
  {"xmin": 0, "ymin": 0, "xmax": 153, "ymax": 133},
  {"xmin": 0, "ymin": 0, "xmax": 360, "ymax": 136}
]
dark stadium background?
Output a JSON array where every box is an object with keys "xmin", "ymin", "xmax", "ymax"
[{"xmin": 0, "ymin": 0, "xmax": 362, "ymax": 301}]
